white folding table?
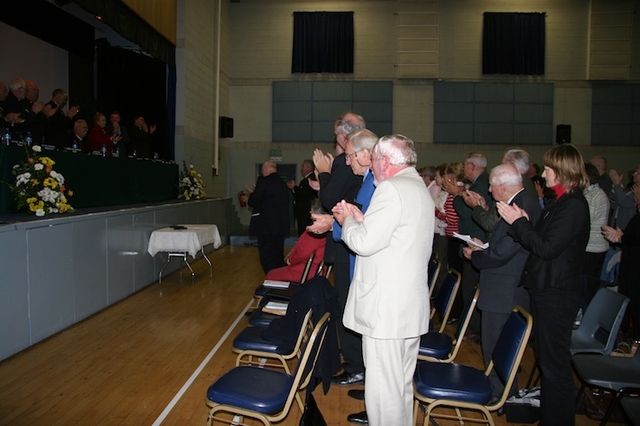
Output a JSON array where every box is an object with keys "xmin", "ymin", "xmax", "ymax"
[{"xmin": 148, "ymin": 224, "xmax": 222, "ymax": 283}]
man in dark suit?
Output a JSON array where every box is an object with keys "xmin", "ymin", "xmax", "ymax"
[
  {"xmin": 443, "ymin": 152, "xmax": 491, "ymax": 339},
  {"xmin": 312, "ymin": 112, "xmax": 366, "ymax": 386},
  {"xmin": 288, "ymin": 159, "xmax": 318, "ymax": 236},
  {"xmin": 463, "ymin": 164, "xmax": 541, "ymax": 399},
  {"xmin": 247, "ymin": 160, "xmax": 291, "ymax": 273}
]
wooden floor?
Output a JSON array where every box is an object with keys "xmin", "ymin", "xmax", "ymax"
[{"xmin": 0, "ymin": 245, "xmax": 606, "ymax": 425}]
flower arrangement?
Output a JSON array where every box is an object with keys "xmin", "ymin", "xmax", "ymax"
[
  {"xmin": 178, "ymin": 162, "xmax": 206, "ymax": 200},
  {"xmin": 9, "ymin": 145, "xmax": 74, "ymax": 216}
]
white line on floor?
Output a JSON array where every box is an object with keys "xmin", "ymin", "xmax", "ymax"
[{"xmin": 151, "ymin": 299, "xmax": 253, "ymax": 426}]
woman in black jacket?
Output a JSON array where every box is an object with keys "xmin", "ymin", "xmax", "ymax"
[{"xmin": 497, "ymin": 144, "xmax": 589, "ymax": 426}]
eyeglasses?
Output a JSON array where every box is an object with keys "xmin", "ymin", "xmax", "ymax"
[{"xmin": 345, "ymin": 151, "xmax": 357, "ymax": 160}]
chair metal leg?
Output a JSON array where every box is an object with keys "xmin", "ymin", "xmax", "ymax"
[{"xmin": 526, "ymin": 359, "xmax": 540, "ymax": 389}]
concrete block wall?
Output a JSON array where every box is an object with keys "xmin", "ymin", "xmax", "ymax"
[{"xmin": 175, "ymin": 0, "xmax": 640, "ymax": 225}]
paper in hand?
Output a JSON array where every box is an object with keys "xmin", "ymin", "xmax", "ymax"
[{"xmin": 453, "ymin": 232, "xmax": 489, "ymax": 249}]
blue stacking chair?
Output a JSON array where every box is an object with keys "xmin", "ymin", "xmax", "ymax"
[
  {"xmin": 249, "ymin": 260, "xmax": 329, "ymax": 327},
  {"xmin": 205, "ymin": 312, "xmax": 331, "ymax": 426},
  {"xmin": 429, "ymin": 269, "xmax": 461, "ymax": 333},
  {"xmin": 419, "ymin": 286, "xmax": 479, "ymax": 363},
  {"xmin": 250, "ymin": 254, "xmax": 315, "ymax": 311},
  {"xmin": 232, "ymin": 308, "xmax": 314, "ymax": 374},
  {"xmin": 413, "ymin": 306, "xmax": 533, "ymax": 426},
  {"xmin": 427, "ymin": 255, "xmax": 442, "ymax": 298}
]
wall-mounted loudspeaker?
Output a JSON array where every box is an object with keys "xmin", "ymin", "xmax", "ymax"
[
  {"xmin": 220, "ymin": 116, "xmax": 234, "ymax": 138},
  {"xmin": 556, "ymin": 124, "xmax": 571, "ymax": 144}
]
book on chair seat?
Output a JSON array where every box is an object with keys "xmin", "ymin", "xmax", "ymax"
[{"xmin": 262, "ymin": 280, "xmax": 290, "ymax": 289}]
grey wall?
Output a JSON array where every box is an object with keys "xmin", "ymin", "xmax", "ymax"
[{"xmin": 0, "ymin": 198, "xmax": 239, "ymax": 361}]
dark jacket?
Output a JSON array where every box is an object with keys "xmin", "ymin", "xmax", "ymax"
[
  {"xmin": 472, "ymin": 189, "xmax": 541, "ymax": 313},
  {"xmin": 248, "ymin": 172, "xmax": 290, "ymax": 236},
  {"xmin": 454, "ymin": 170, "xmax": 490, "ymax": 241},
  {"xmin": 508, "ymin": 187, "xmax": 589, "ymax": 292},
  {"xmin": 262, "ymin": 276, "xmax": 341, "ymax": 394},
  {"xmin": 317, "ymin": 153, "xmax": 362, "ymax": 263}
]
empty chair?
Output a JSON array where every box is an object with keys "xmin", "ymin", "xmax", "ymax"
[
  {"xmin": 232, "ymin": 308, "xmax": 313, "ymax": 374},
  {"xmin": 419, "ymin": 286, "xmax": 479, "ymax": 362},
  {"xmin": 527, "ymin": 287, "xmax": 630, "ymax": 389},
  {"xmin": 429, "ymin": 269, "xmax": 461, "ymax": 333},
  {"xmin": 413, "ymin": 306, "xmax": 533, "ymax": 426},
  {"xmin": 205, "ymin": 312, "xmax": 330, "ymax": 426},
  {"xmin": 571, "ymin": 287, "xmax": 630, "ymax": 356},
  {"xmin": 572, "ymin": 348, "xmax": 640, "ymax": 425}
]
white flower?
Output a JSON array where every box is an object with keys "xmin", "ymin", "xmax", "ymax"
[
  {"xmin": 35, "ymin": 209, "xmax": 45, "ymax": 216},
  {"xmin": 34, "ymin": 163, "xmax": 44, "ymax": 171},
  {"xmin": 37, "ymin": 187, "xmax": 58, "ymax": 203},
  {"xmin": 32, "ymin": 145, "xmax": 42, "ymax": 153},
  {"xmin": 16, "ymin": 172, "xmax": 31, "ymax": 185}
]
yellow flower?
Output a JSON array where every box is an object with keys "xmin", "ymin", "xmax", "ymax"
[
  {"xmin": 43, "ymin": 177, "xmax": 58, "ymax": 189},
  {"xmin": 39, "ymin": 157, "xmax": 55, "ymax": 167},
  {"xmin": 31, "ymin": 179, "xmax": 39, "ymax": 186},
  {"xmin": 29, "ymin": 200, "xmax": 44, "ymax": 212}
]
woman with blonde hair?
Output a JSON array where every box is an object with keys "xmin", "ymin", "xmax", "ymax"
[{"xmin": 497, "ymin": 144, "xmax": 589, "ymax": 426}]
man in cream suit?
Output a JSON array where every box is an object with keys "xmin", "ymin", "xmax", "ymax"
[{"xmin": 333, "ymin": 134, "xmax": 434, "ymax": 426}]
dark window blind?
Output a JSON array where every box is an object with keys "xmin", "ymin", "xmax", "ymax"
[{"xmin": 483, "ymin": 12, "xmax": 545, "ymax": 75}]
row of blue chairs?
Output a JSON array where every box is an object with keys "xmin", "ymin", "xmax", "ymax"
[{"xmin": 204, "ymin": 255, "xmax": 537, "ymax": 426}]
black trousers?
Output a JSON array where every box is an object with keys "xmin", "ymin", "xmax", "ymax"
[
  {"xmin": 257, "ymin": 234, "xmax": 285, "ymax": 274},
  {"xmin": 530, "ymin": 287, "xmax": 580, "ymax": 426},
  {"xmin": 334, "ymin": 260, "xmax": 364, "ymax": 374}
]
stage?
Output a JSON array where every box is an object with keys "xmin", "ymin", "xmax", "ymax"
[{"xmin": 0, "ymin": 197, "xmax": 241, "ymax": 361}]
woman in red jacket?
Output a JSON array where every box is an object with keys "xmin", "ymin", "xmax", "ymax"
[
  {"xmin": 498, "ymin": 144, "xmax": 590, "ymax": 426},
  {"xmin": 266, "ymin": 198, "xmax": 327, "ymax": 282},
  {"xmin": 88, "ymin": 112, "xmax": 121, "ymax": 155}
]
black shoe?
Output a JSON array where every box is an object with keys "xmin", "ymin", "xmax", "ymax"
[
  {"xmin": 446, "ymin": 317, "xmax": 459, "ymax": 324},
  {"xmin": 331, "ymin": 371, "xmax": 365, "ymax": 386},
  {"xmin": 347, "ymin": 389, "xmax": 365, "ymax": 400},
  {"xmin": 347, "ymin": 410, "xmax": 368, "ymax": 425}
]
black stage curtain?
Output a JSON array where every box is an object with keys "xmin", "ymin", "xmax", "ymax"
[
  {"xmin": 483, "ymin": 12, "xmax": 545, "ymax": 75},
  {"xmin": 0, "ymin": 0, "xmax": 94, "ymax": 59},
  {"xmin": 292, "ymin": 12, "xmax": 354, "ymax": 74},
  {"xmin": 96, "ymin": 45, "xmax": 171, "ymax": 160}
]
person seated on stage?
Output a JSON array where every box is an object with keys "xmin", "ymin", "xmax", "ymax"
[
  {"xmin": 265, "ymin": 198, "xmax": 327, "ymax": 283},
  {"xmin": 129, "ymin": 114, "xmax": 156, "ymax": 158},
  {"xmin": 69, "ymin": 119, "xmax": 89, "ymax": 152},
  {"xmin": 105, "ymin": 111, "xmax": 130, "ymax": 156},
  {"xmin": 88, "ymin": 112, "xmax": 122, "ymax": 156},
  {"xmin": 39, "ymin": 88, "xmax": 79, "ymax": 150}
]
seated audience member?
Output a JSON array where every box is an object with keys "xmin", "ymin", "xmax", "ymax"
[
  {"xmin": 69, "ymin": 119, "xmax": 89, "ymax": 152},
  {"xmin": 265, "ymin": 198, "xmax": 327, "ymax": 282},
  {"xmin": 40, "ymin": 88, "xmax": 79, "ymax": 149},
  {"xmin": 129, "ymin": 115, "xmax": 156, "ymax": 158},
  {"xmin": 105, "ymin": 111, "xmax": 130, "ymax": 156},
  {"xmin": 88, "ymin": 112, "xmax": 121, "ymax": 155},
  {"xmin": 610, "ymin": 165, "xmax": 640, "ymax": 229}
]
